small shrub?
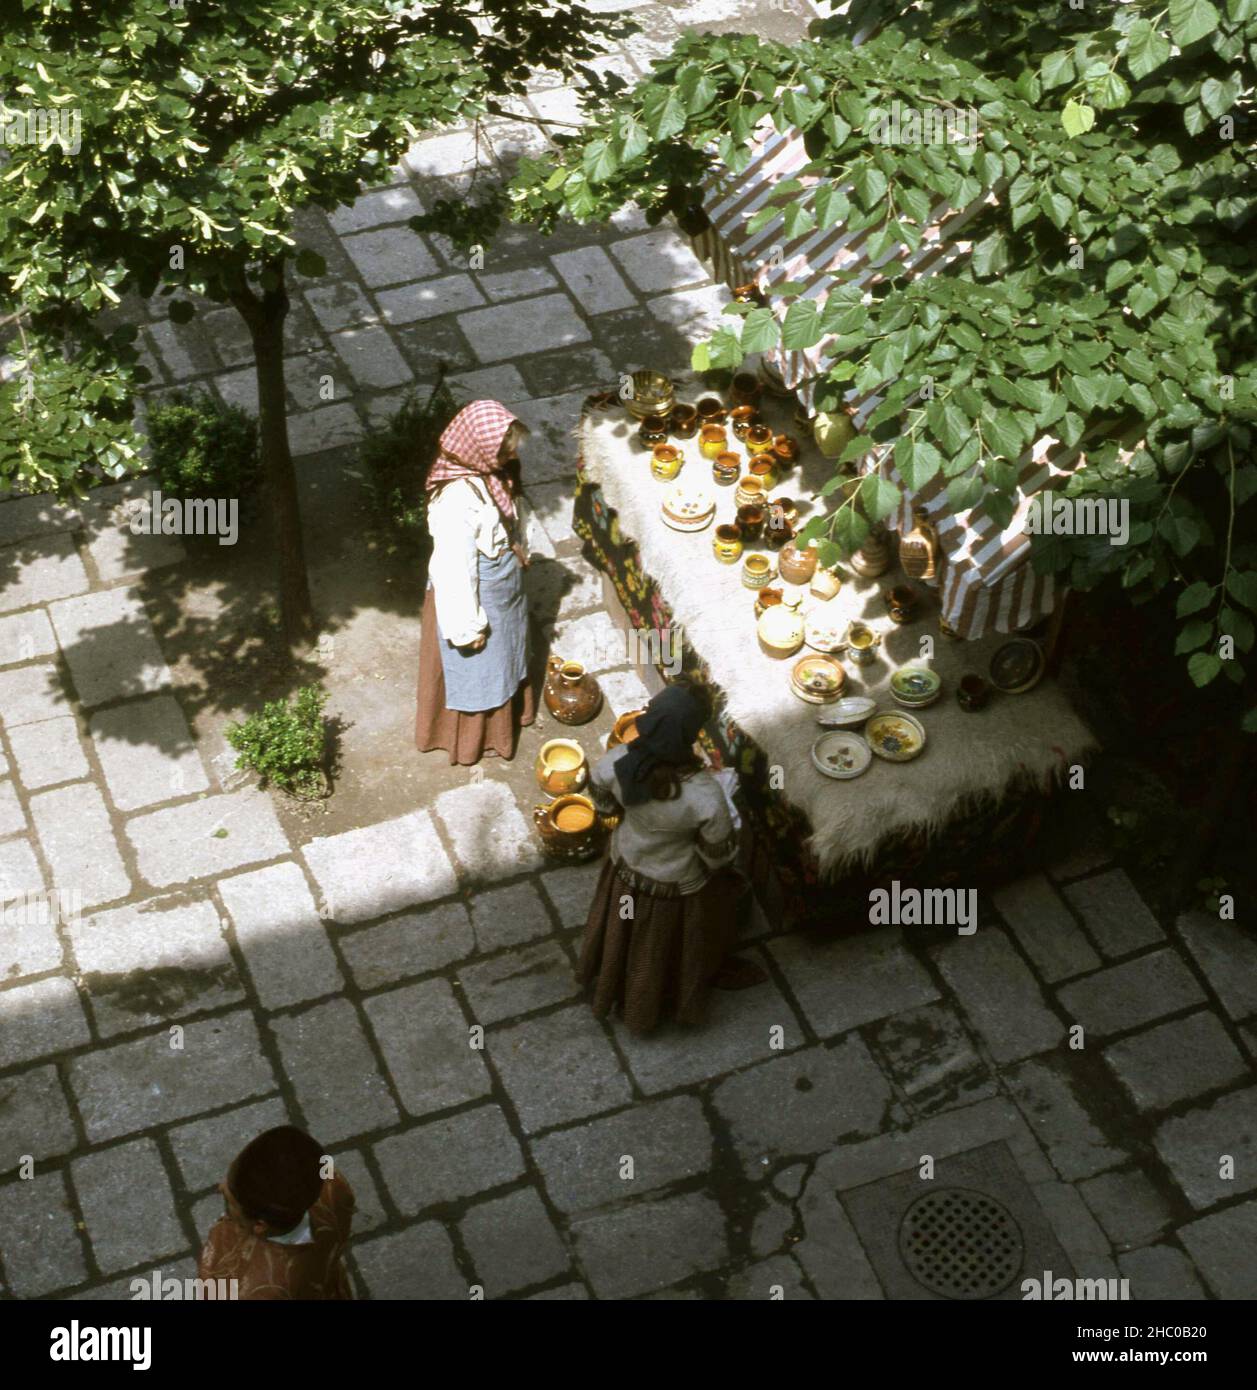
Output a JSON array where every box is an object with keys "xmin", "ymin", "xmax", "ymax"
[
  {"xmin": 146, "ymin": 389, "xmax": 261, "ymax": 501},
  {"xmin": 355, "ymin": 374, "xmax": 460, "ymax": 553},
  {"xmin": 226, "ymin": 685, "xmax": 329, "ymax": 799}
]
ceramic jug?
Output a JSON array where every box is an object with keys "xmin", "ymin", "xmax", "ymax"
[
  {"xmin": 899, "ymin": 508, "xmax": 940, "ymax": 581},
  {"xmin": 543, "ymin": 656, "xmax": 603, "ymax": 725},
  {"xmin": 757, "ymin": 593, "xmax": 805, "ymax": 659}
]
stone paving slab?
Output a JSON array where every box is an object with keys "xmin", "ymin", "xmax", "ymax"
[
  {"xmin": 339, "ymin": 902, "xmax": 475, "ymax": 989},
  {"xmin": 72, "ymin": 1137, "xmax": 185, "ymax": 1275},
  {"xmin": 0, "ymin": 661, "xmax": 73, "ymax": 728},
  {"xmin": 1117, "ymin": 1243, "xmax": 1208, "ymax": 1300},
  {"xmin": 1062, "ymin": 869, "xmax": 1164, "ymax": 958},
  {"xmin": 0, "ymin": 1066, "xmax": 78, "ymax": 1170},
  {"xmin": 991, "ymin": 873, "xmax": 1101, "ymax": 982},
  {"xmin": 125, "ymin": 789, "xmax": 289, "ymax": 888},
  {"xmin": 48, "ymin": 587, "xmax": 171, "ymax": 707},
  {"xmin": 612, "ymin": 975, "xmax": 803, "ymax": 1095},
  {"xmin": 489, "ymin": 1005, "xmax": 632, "ymax": 1132},
  {"xmin": 364, "ymin": 978, "xmax": 491, "ymax": 1118},
  {"xmin": 88, "ymin": 694, "xmax": 210, "ymax": 811},
  {"xmin": 373, "ymin": 1105, "xmax": 526, "ymax": 1213},
  {"xmin": 458, "ymin": 939, "xmax": 579, "ymax": 1024},
  {"xmin": 377, "ymin": 275, "xmax": 486, "ymax": 325},
  {"xmin": 0, "ymin": 1170, "xmax": 87, "ymax": 1297},
  {"xmin": 932, "ymin": 928, "xmax": 1065, "ymax": 1064},
  {"xmin": 432, "ymin": 779, "xmax": 543, "ymax": 881},
  {"xmin": 712, "ymin": 1039, "xmax": 895, "ymax": 1179},
  {"xmin": 7, "ymin": 715, "xmax": 89, "ymax": 790},
  {"xmin": 352, "ymin": 1220, "xmax": 467, "ymax": 1300},
  {"xmin": 0, "ymin": 974, "xmax": 90, "ymax": 1068},
  {"xmin": 1055, "ymin": 949, "xmax": 1205, "ymax": 1038},
  {"xmin": 1175, "ymin": 910, "xmax": 1257, "ymax": 1022},
  {"xmin": 1077, "ymin": 1168, "xmax": 1173, "ymax": 1250},
  {"xmin": 765, "ymin": 927, "xmax": 940, "ymax": 1037},
  {"xmin": 302, "ymin": 810, "xmax": 457, "ymax": 923},
  {"xmin": 1006, "ymin": 1058, "xmax": 1125, "ymax": 1182},
  {"xmin": 551, "ymin": 246, "xmax": 638, "ymax": 315},
  {"xmin": 867, "ymin": 1002, "xmax": 998, "ymax": 1117},
  {"xmin": 32, "ymin": 783, "xmax": 131, "ymax": 908},
  {"xmin": 0, "ymin": 494, "xmax": 83, "ymax": 547},
  {"xmin": 0, "ymin": 837, "xmax": 60, "ymax": 980},
  {"xmin": 1153, "ymin": 1086, "xmax": 1257, "ymax": 1210},
  {"xmin": 69, "ymin": 1010, "xmax": 276, "ymax": 1142},
  {"xmin": 530, "ymin": 1095, "xmax": 712, "ymax": 1213},
  {"xmin": 69, "ymin": 896, "xmax": 242, "ymax": 1037},
  {"xmin": 1175, "ymin": 1200, "xmax": 1257, "ymax": 1298},
  {"xmin": 469, "ymin": 880, "xmax": 554, "ymax": 950},
  {"xmin": 0, "ymin": 608, "xmax": 57, "ymax": 665},
  {"xmin": 1103, "ymin": 1011, "xmax": 1248, "ymax": 1113},
  {"xmin": 217, "ymin": 861, "xmax": 344, "ymax": 1009},
  {"xmin": 270, "ymin": 998, "xmax": 399, "ymax": 1143},
  {"xmin": 569, "ymin": 1190, "xmax": 729, "ymax": 1298},
  {"xmin": 459, "ymin": 1186, "xmax": 572, "ymax": 1295},
  {"xmin": 0, "ymin": 535, "xmax": 90, "ymax": 613},
  {"xmin": 0, "ymin": 779, "xmax": 24, "ymax": 837},
  {"xmin": 459, "ymin": 294, "xmax": 591, "ymax": 363}
]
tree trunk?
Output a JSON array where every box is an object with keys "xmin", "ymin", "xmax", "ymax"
[{"xmin": 231, "ymin": 263, "xmax": 314, "ymax": 654}]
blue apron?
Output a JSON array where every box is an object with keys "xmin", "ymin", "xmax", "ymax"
[{"xmin": 433, "ymin": 547, "xmax": 529, "ymax": 713}]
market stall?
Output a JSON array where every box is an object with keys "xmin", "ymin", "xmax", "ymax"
[{"xmin": 573, "ymin": 378, "xmax": 1097, "ymax": 926}]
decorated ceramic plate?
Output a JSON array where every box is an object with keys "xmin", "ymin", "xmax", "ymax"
[
  {"xmin": 811, "ymin": 730, "xmax": 872, "ymax": 780},
  {"xmin": 804, "ymin": 605, "xmax": 847, "ymax": 653},
  {"xmin": 816, "ymin": 695, "xmax": 877, "ymax": 728},
  {"xmin": 790, "ymin": 654, "xmax": 846, "ymax": 704},
  {"xmin": 989, "ymin": 637, "xmax": 1045, "ymax": 693},
  {"xmin": 866, "ymin": 710, "xmax": 928, "ymax": 762},
  {"xmin": 660, "ymin": 481, "xmax": 715, "ymax": 532},
  {"xmin": 890, "ymin": 666, "xmax": 942, "ymax": 705}
]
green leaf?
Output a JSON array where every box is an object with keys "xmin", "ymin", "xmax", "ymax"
[
  {"xmin": 1159, "ymin": 512, "xmax": 1202, "ymax": 556},
  {"xmin": 947, "ymin": 474, "xmax": 984, "ymax": 512},
  {"xmin": 1088, "ymin": 72, "xmax": 1130, "ymax": 110},
  {"xmin": 851, "ymin": 165, "xmax": 888, "ymax": 209},
  {"xmin": 1061, "ymin": 100, "xmax": 1096, "ymax": 137},
  {"xmin": 583, "ymin": 139, "xmax": 618, "ymax": 183},
  {"xmin": 1175, "ymin": 617, "xmax": 1213, "ymax": 653},
  {"xmin": 814, "ymin": 183, "xmax": 850, "ymax": 229},
  {"xmin": 781, "ymin": 299, "xmax": 822, "ymax": 350},
  {"xmin": 834, "ymin": 504, "xmax": 870, "ymax": 554},
  {"xmin": 822, "ymin": 112, "xmax": 852, "ymax": 146},
  {"xmin": 894, "ymin": 436, "xmax": 943, "ymax": 491},
  {"xmin": 1200, "ymin": 73, "xmax": 1242, "ymax": 118},
  {"xmin": 641, "ymin": 85, "xmax": 686, "ymax": 140},
  {"xmin": 1187, "ymin": 651, "xmax": 1222, "ymax": 686},
  {"xmin": 1126, "ymin": 19, "xmax": 1172, "ymax": 79},
  {"xmin": 985, "ymin": 412, "xmax": 1026, "ymax": 460},
  {"xmin": 739, "ymin": 306, "xmax": 780, "ymax": 354},
  {"xmin": 1226, "ymin": 570, "xmax": 1257, "ymax": 611},
  {"xmin": 1176, "ymin": 581, "xmax": 1214, "ymax": 617},
  {"xmin": 690, "ymin": 341, "xmax": 711, "ymax": 372},
  {"xmin": 1040, "ymin": 51, "xmax": 1075, "ymax": 90},
  {"xmin": 1168, "ymin": 0, "xmax": 1220, "ymax": 47},
  {"xmin": 782, "ymin": 200, "xmax": 816, "ymax": 240},
  {"xmin": 858, "ymin": 472, "xmax": 900, "ymax": 523},
  {"xmin": 1039, "ymin": 190, "xmax": 1072, "ymax": 228}
]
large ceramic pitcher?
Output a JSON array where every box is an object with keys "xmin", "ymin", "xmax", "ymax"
[{"xmin": 533, "ymin": 794, "xmax": 609, "ymax": 863}]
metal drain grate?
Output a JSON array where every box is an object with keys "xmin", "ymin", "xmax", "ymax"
[{"xmin": 898, "ymin": 1187, "xmax": 1025, "ymax": 1300}]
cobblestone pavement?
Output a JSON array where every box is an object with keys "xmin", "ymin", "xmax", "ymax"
[{"xmin": 2, "ymin": 0, "xmax": 1256, "ymax": 1300}]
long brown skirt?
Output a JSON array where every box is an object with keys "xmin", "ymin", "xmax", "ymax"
[
  {"xmin": 578, "ymin": 858, "xmax": 740, "ymax": 1035},
  {"xmin": 415, "ymin": 587, "xmax": 536, "ymax": 766}
]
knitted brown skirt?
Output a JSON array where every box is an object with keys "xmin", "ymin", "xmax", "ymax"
[
  {"xmin": 414, "ymin": 586, "xmax": 536, "ymax": 766},
  {"xmin": 578, "ymin": 857, "xmax": 740, "ymax": 1035}
]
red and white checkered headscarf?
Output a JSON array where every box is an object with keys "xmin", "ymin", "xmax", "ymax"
[{"xmin": 426, "ymin": 399, "xmax": 521, "ymax": 521}]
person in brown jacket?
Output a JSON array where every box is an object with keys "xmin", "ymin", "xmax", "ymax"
[{"xmin": 196, "ymin": 1125, "xmax": 355, "ymax": 1300}]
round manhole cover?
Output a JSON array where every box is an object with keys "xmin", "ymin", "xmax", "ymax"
[{"xmin": 898, "ymin": 1187, "xmax": 1025, "ymax": 1300}]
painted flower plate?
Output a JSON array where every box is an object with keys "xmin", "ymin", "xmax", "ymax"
[
  {"xmin": 815, "ymin": 695, "xmax": 877, "ymax": 728},
  {"xmin": 890, "ymin": 666, "xmax": 942, "ymax": 707},
  {"xmin": 811, "ymin": 730, "xmax": 872, "ymax": 780},
  {"xmin": 989, "ymin": 637, "xmax": 1045, "ymax": 693},
  {"xmin": 866, "ymin": 710, "xmax": 928, "ymax": 762}
]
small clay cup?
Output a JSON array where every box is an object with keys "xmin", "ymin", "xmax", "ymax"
[
  {"xmin": 699, "ymin": 424, "xmax": 729, "ymax": 459},
  {"xmin": 737, "ymin": 503, "xmax": 765, "ymax": 541},
  {"xmin": 885, "ymin": 584, "xmax": 917, "ymax": 625},
  {"xmin": 731, "ymin": 371, "xmax": 762, "ymax": 407},
  {"xmin": 712, "ymin": 452, "xmax": 741, "ymax": 486},
  {"xmin": 669, "ymin": 402, "xmax": 698, "ymax": 438},
  {"xmin": 696, "ymin": 397, "xmax": 726, "ymax": 426},
  {"xmin": 730, "ymin": 404, "xmax": 760, "ymax": 440},
  {"xmin": 957, "ymin": 674, "xmax": 990, "ymax": 712},
  {"xmin": 745, "ymin": 423, "xmax": 775, "ymax": 455},
  {"xmin": 650, "ymin": 443, "xmax": 682, "ymax": 481},
  {"xmin": 712, "ymin": 523, "xmax": 744, "ymax": 564},
  {"xmin": 638, "ymin": 413, "xmax": 669, "ymax": 446}
]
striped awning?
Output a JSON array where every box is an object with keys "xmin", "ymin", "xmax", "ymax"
[{"xmin": 693, "ymin": 121, "xmax": 1119, "ymax": 638}]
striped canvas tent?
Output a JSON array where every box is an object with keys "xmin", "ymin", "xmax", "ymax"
[{"xmin": 692, "ymin": 119, "xmax": 1113, "ymax": 640}]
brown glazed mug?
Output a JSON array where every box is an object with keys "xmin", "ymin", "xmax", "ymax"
[
  {"xmin": 669, "ymin": 402, "xmax": 698, "ymax": 438},
  {"xmin": 729, "ymin": 404, "xmax": 760, "ymax": 440},
  {"xmin": 737, "ymin": 503, "xmax": 765, "ymax": 541},
  {"xmin": 957, "ymin": 674, "xmax": 990, "ymax": 711},
  {"xmin": 712, "ymin": 452, "xmax": 742, "ymax": 485},
  {"xmin": 712, "ymin": 523, "xmax": 744, "ymax": 564},
  {"xmin": 639, "ymin": 413, "xmax": 669, "ymax": 446},
  {"xmin": 885, "ymin": 584, "xmax": 917, "ymax": 624},
  {"xmin": 696, "ymin": 396, "xmax": 726, "ymax": 426},
  {"xmin": 731, "ymin": 371, "xmax": 762, "ymax": 406}
]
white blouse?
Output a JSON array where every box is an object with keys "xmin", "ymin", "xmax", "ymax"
[
  {"xmin": 589, "ymin": 745, "xmax": 739, "ymax": 896},
  {"xmin": 426, "ymin": 478, "xmax": 529, "ymax": 647}
]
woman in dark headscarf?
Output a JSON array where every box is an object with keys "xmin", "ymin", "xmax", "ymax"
[{"xmin": 579, "ymin": 679, "xmax": 765, "ymax": 1035}]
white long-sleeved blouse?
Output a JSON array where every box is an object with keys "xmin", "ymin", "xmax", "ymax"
[{"xmin": 426, "ymin": 478, "xmax": 529, "ymax": 647}]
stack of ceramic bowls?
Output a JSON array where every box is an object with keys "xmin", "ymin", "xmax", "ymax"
[{"xmin": 889, "ymin": 666, "xmax": 942, "ymax": 709}]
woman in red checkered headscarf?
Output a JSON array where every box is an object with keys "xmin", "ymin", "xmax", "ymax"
[{"xmin": 415, "ymin": 400, "xmax": 537, "ymax": 765}]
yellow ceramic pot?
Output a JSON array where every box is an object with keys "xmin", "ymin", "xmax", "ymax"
[
  {"xmin": 699, "ymin": 424, "xmax": 728, "ymax": 459},
  {"xmin": 712, "ymin": 523, "xmax": 743, "ymax": 564},
  {"xmin": 745, "ymin": 423, "xmax": 775, "ymax": 456},
  {"xmin": 535, "ymin": 738, "xmax": 588, "ymax": 797},
  {"xmin": 650, "ymin": 443, "xmax": 682, "ymax": 481},
  {"xmin": 749, "ymin": 457, "xmax": 778, "ymax": 492}
]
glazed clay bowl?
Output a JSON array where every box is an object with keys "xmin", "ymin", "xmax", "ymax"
[
  {"xmin": 535, "ymin": 738, "xmax": 588, "ymax": 797},
  {"xmin": 607, "ymin": 709, "xmax": 645, "ymax": 747}
]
